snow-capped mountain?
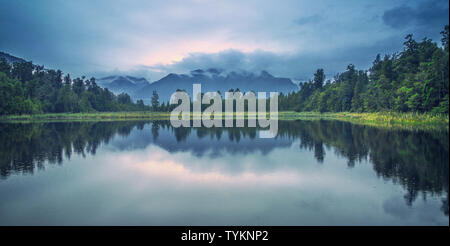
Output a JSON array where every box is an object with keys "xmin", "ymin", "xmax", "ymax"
[{"xmin": 134, "ymin": 69, "xmax": 298, "ymax": 102}]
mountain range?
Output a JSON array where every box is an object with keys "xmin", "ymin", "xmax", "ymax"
[{"xmin": 99, "ymin": 69, "xmax": 298, "ymax": 103}]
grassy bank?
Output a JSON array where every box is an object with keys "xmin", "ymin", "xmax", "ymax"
[
  {"xmin": 0, "ymin": 112, "xmax": 172, "ymax": 122},
  {"xmin": 1, "ymin": 111, "xmax": 448, "ymax": 131},
  {"xmin": 278, "ymin": 111, "xmax": 449, "ymax": 131}
]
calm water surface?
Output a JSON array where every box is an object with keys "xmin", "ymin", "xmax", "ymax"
[{"xmin": 0, "ymin": 120, "xmax": 448, "ymax": 225}]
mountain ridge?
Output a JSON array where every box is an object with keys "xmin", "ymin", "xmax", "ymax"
[
  {"xmin": 0, "ymin": 51, "xmax": 27, "ymax": 64},
  {"xmin": 133, "ymin": 69, "xmax": 298, "ymax": 103}
]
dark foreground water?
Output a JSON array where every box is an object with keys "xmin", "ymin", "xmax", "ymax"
[{"xmin": 0, "ymin": 120, "xmax": 448, "ymax": 225}]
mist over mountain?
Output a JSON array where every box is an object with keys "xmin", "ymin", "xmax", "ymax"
[
  {"xmin": 132, "ymin": 69, "xmax": 298, "ymax": 103},
  {"xmin": 96, "ymin": 75, "xmax": 150, "ymax": 95}
]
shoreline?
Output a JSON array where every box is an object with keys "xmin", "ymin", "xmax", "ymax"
[{"xmin": 1, "ymin": 111, "xmax": 448, "ymax": 131}]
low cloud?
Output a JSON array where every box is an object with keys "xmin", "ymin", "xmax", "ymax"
[{"xmin": 144, "ymin": 35, "xmax": 401, "ymax": 82}]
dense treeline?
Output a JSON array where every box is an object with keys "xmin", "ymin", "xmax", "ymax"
[
  {"xmin": 0, "ymin": 60, "xmax": 150, "ymax": 115},
  {"xmin": 279, "ymin": 26, "xmax": 449, "ymax": 114}
]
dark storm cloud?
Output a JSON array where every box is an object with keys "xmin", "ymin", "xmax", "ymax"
[
  {"xmin": 383, "ymin": 6, "xmax": 417, "ymax": 29},
  {"xmin": 382, "ymin": 0, "xmax": 449, "ymax": 33},
  {"xmin": 0, "ymin": 1, "xmax": 114, "ymax": 74}
]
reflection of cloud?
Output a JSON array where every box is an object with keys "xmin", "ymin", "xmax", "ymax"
[
  {"xmin": 382, "ymin": 195, "xmax": 447, "ymax": 224},
  {"xmin": 102, "ymin": 143, "xmax": 388, "ymax": 198},
  {"xmin": 115, "ymin": 145, "xmax": 304, "ymax": 187},
  {"xmin": 91, "ymin": 144, "xmax": 448, "ymax": 225},
  {"xmin": 383, "ymin": 196, "xmax": 412, "ymax": 219}
]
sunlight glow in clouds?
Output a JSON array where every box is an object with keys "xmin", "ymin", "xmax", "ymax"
[{"xmin": 139, "ymin": 38, "xmax": 264, "ymax": 66}]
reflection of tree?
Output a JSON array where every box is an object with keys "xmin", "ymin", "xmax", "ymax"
[
  {"xmin": 228, "ymin": 128, "xmax": 241, "ymax": 143},
  {"xmin": 314, "ymin": 141, "xmax": 325, "ymax": 163},
  {"xmin": 151, "ymin": 123, "xmax": 159, "ymax": 141},
  {"xmin": 0, "ymin": 121, "xmax": 144, "ymax": 178},
  {"xmin": 442, "ymin": 193, "xmax": 449, "ymax": 216},
  {"xmin": 215, "ymin": 129, "xmax": 222, "ymax": 140},
  {"xmin": 173, "ymin": 127, "xmax": 191, "ymax": 142},
  {"xmin": 276, "ymin": 120, "xmax": 448, "ymax": 214}
]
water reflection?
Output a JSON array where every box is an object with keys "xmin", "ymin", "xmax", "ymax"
[{"xmin": 0, "ymin": 120, "xmax": 448, "ymax": 224}]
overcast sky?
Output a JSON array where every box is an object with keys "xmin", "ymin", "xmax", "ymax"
[{"xmin": 0, "ymin": 0, "xmax": 448, "ymax": 81}]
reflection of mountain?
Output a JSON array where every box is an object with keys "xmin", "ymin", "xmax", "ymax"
[
  {"xmin": 0, "ymin": 120, "xmax": 448, "ymax": 215},
  {"xmin": 110, "ymin": 122, "xmax": 292, "ymax": 157}
]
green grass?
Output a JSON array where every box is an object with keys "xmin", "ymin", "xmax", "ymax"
[
  {"xmin": 1, "ymin": 111, "xmax": 448, "ymax": 131},
  {"xmin": 278, "ymin": 111, "xmax": 448, "ymax": 131},
  {"xmin": 0, "ymin": 111, "xmax": 171, "ymax": 122}
]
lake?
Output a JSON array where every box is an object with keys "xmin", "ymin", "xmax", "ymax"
[{"xmin": 0, "ymin": 120, "xmax": 448, "ymax": 225}]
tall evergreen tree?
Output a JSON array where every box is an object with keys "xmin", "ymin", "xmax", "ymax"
[
  {"xmin": 151, "ymin": 90, "xmax": 159, "ymax": 111},
  {"xmin": 313, "ymin": 68, "xmax": 325, "ymax": 89}
]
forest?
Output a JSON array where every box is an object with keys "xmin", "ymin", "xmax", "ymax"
[
  {"xmin": 0, "ymin": 60, "xmax": 150, "ymax": 115},
  {"xmin": 279, "ymin": 26, "xmax": 449, "ymax": 114},
  {"xmin": 0, "ymin": 26, "xmax": 448, "ymax": 115}
]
